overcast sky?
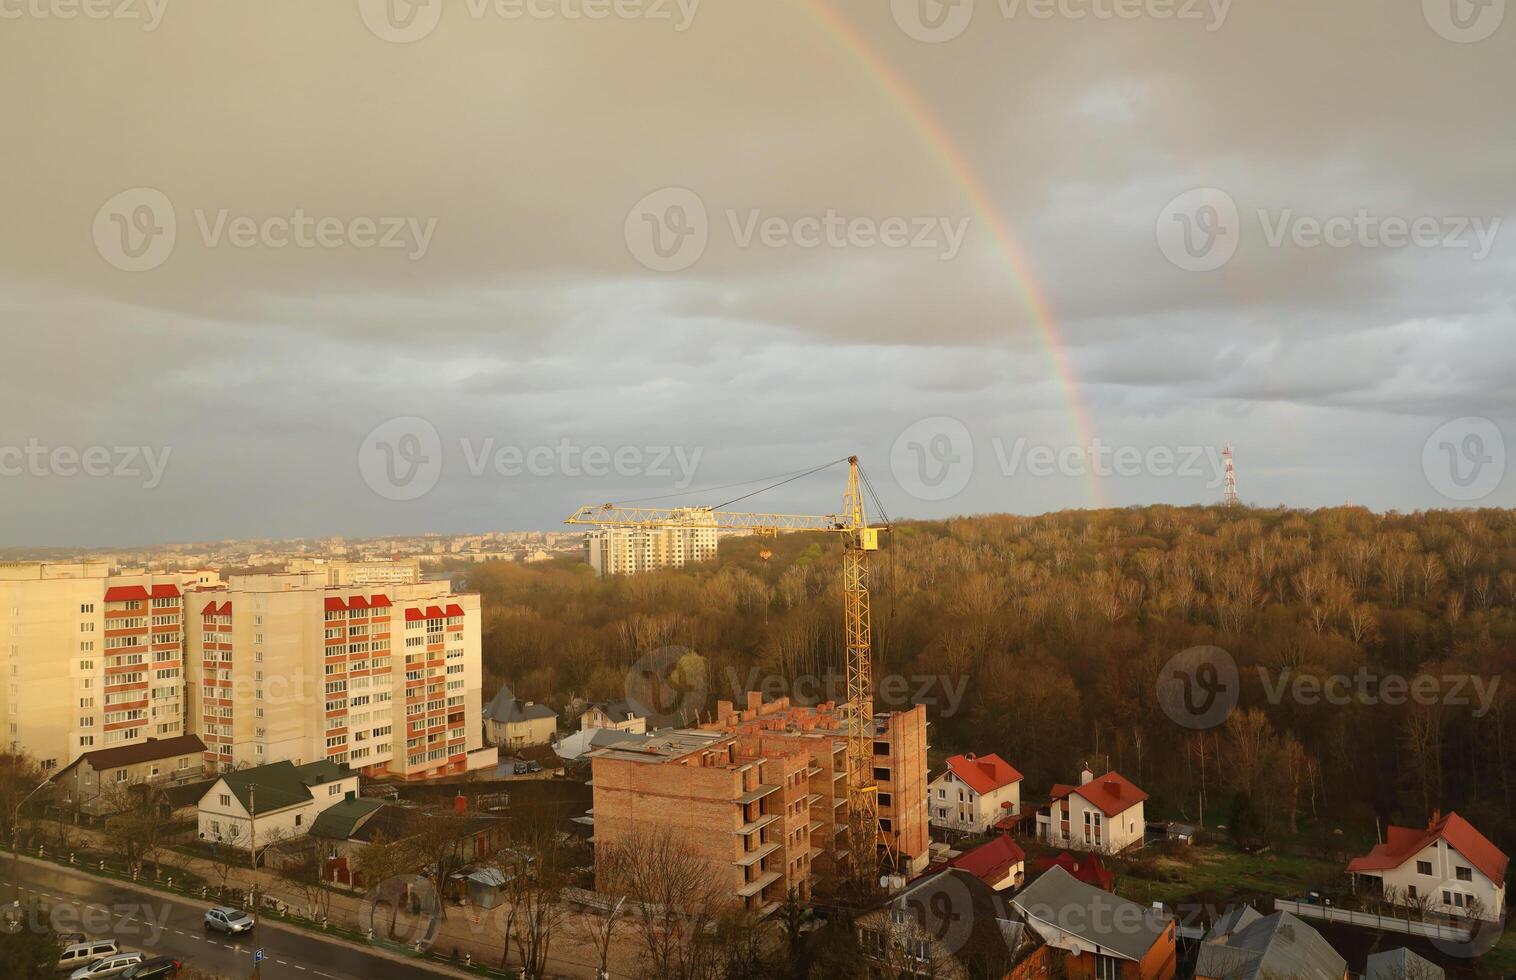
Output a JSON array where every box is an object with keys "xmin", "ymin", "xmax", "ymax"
[{"xmin": 1, "ymin": 0, "xmax": 1512, "ymax": 547}]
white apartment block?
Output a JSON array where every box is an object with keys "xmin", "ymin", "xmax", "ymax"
[
  {"xmin": 584, "ymin": 522, "xmax": 718, "ymax": 577},
  {"xmin": 0, "ymin": 562, "xmax": 191, "ymax": 772},
  {"xmin": 283, "ymin": 558, "xmax": 422, "ymax": 587},
  {"xmin": 184, "ymin": 572, "xmax": 495, "ymax": 781}
]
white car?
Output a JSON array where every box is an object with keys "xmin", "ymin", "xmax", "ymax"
[
  {"xmin": 56, "ymin": 938, "xmax": 119, "ymax": 973},
  {"xmin": 203, "ymin": 906, "xmax": 254, "ymax": 935},
  {"xmin": 69, "ymin": 951, "xmax": 145, "ymax": 979}
]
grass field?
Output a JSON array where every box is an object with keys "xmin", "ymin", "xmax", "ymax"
[{"xmin": 1107, "ymin": 842, "xmax": 1344, "ymax": 908}]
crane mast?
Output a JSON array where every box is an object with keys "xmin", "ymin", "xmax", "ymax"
[{"xmin": 565, "ymin": 456, "xmax": 891, "ymax": 877}]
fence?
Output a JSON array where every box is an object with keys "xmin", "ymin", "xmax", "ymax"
[{"xmin": 1274, "ymin": 899, "xmax": 1473, "ymax": 942}]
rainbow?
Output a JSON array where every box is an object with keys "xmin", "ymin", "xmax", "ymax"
[{"xmin": 792, "ymin": 0, "xmax": 1103, "ymax": 507}]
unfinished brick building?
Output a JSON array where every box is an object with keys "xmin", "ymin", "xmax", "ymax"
[
  {"xmin": 705, "ymin": 694, "xmax": 931, "ymax": 876},
  {"xmin": 587, "ymin": 692, "xmax": 931, "ymax": 915}
]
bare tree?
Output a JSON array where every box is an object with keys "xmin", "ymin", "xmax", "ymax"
[
  {"xmin": 276, "ymin": 835, "xmax": 336, "ymax": 923},
  {"xmin": 598, "ymin": 826, "xmax": 731, "ymax": 980}
]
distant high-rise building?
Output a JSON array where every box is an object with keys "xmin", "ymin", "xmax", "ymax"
[
  {"xmin": 0, "ymin": 561, "xmax": 192, "ymax": 772},
  {"xmin": 583, "ymin": 522, "xmax": 718, "ymax": 577},
  {"xmin": 183, "ymin": 572, "xmax": 494, "ymax": 781}
]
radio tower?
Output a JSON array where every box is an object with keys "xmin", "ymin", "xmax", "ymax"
[{"xmin": 1222, "ymin": 445, "xmax": 1239, "ymax": 508}]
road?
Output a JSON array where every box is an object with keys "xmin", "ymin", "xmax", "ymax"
[{"xmin": 3, "ymin": 856, "xmax": 464, "ymax": 980}]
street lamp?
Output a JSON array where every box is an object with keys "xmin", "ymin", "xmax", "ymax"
[{"xmin": 12, "ymin": 775, "xmax": 53, "ymax": 906}]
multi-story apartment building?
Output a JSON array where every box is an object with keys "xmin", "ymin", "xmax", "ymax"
[
  {"xmin": 0, "ymin": 561, "xmax": 191, "ymax": 772},
  {"xmin": 583, "ymin": 520, "xmax": 718, "ymax": 577},
  {"xmin": 183, "ymin": 572, "xmax": 494, "ymax": 781},
  {"xmin": 589, "ymin": 728, "xmax": 818, "ymax": 914},
  {"xmin": 588, "ymin": 692, "xmax": 931, "ymax": 914},
  {"xmin": 705, "ymin": 694, "xmax": 931, "ymax": 875},
  {"xmin": 284, "ymin": 558, "xmax": 422, "ymax": 587}
]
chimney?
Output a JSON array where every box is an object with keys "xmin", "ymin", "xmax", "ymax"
[
  {"xmin": 1429, "ymin": 809, "xmax": 1441, "ymax": 829},
  {"xmin": 1080, "ymin": 767, "xmax": 1095, "ymax": 786},
  {"xmin": 966, "ymin": 752, "xmax": 977, "ymax": 761},
  {"xmin": 1105, "ymin": 779, "xmax": 1120, "ymax": 795}
]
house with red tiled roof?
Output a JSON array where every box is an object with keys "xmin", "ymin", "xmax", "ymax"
[
  {"xmin": 1036, "ymin": 766, "xmax": 1148, "ymax": 855},
  {"xmin": 1031, "ymin": 851, "xmax": 1116, "ymax": 892},
  {"xmin": 1347, "ymin": 811, "xmax": 1507, "ymax": 920},
  {"xmin": 930, "ymin": 833, "xmax": 1027, "ymax": 891},
  {"xmin": 928, "ymin": 752, "xmax": 1023, "ymax": 835}
]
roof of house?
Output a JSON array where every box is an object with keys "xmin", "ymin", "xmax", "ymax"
[
  {"xmin": 1049, "ymin": 771, "xmax": 1148, "ymax": 817},
  {"xmin": 483, "ymin": 686, "xmax": 558, "ymax": 725},
  {"xmin": 1346, "ymin": 811, "xmax": 1507, "ymax": 886},
  {"xmin": 588, "ymin": 700, "xmax": 641, "ymax": 723},
  {"xmin": 555, "ymin": 726, "xmax": 643, "ymax": 762},
  {"xmin": 1030, "ymin": 852, "xmax": 1116, "ymax": 892},
  {"xmin": 944, "ymin": 834, "xmax": 1026, "ymax": 887},
  {"xmin": 1194, "ymin": 908, "xmax": 1345, "ymax": 980},
  {"xmin": 309, "ymin": 797, "xmax": 385, "ymax": 840},
  {"xmin": 940, "ymin": 753, "xmax": 1023, "ymax": 795},
  {"xmin": 58, "ymin": 734, "xmax": 206, "ymax": 775},
  {"xmin": 211, "ymin": 760, "xmax": 354, "ymax": 813},
  {"xmin": 879, "ymin": 868, "xmax": 1029, "ymax": 967},
  {"xmin": 1012, "ymin": 865, "xmax": 1172, "ymax": 963},
  {"xmin": 1365, "ymin": 948, "xmax": 1444, "ymax": 980}
]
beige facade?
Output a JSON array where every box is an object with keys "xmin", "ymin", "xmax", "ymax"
[
  {"xmin": 584, "ymin": 521, "xmax": 718, "ymax": 577},
  {"xmin": 0, "ymin": 561, "xmax": 192, "ymax": 772},
  {"xmin": 284, "ymin": 558, "xmax": 422, "ymax": 587},
  {"xmin": 183, "ymin": 573, "xmax": 494, "ymax": 781}
]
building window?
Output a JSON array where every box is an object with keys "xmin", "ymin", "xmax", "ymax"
[
  {"xmin": 1094, "ymin": 954, "xmax": 1121, "ymax": 980},
  {"xmin": 1455, "ymin": 866, "xmax": 1472, "ymax": 882},
  {"xmin": 1417, "ymin": 860, "xmax": 1433, "ymax": 876},
  {"xmin": 220, "ymin": 794, "xmax": 231, "ymax": 807}
]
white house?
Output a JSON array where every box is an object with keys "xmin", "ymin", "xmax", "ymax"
[
  {"xmin": 580, "ymin": 700, "xmax": 647, "ymax": 736},
  {"xmin": 928, "ymin": 753, "xmax": 1023, "ymax": 835},
  {"xmin": 197, "ymin": 759, "xmax": 360, "ymax": 857},
  {"xmin": 1037, "ymin": 767, "xmax": 1147, "ymax": 855},
  {"xmin": 1347, "ymin": 811, "xmax": 1507, "ymax": 920}
]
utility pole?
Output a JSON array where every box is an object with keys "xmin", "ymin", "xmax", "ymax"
[
  {"xmin": 12, "ymin": 777, "xmax": 51, "ymax": 908},
  {"xmin": 248, "ymin": 784, "xmax": 259, "ymax": 929}
]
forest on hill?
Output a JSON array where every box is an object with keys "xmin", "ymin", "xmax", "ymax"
[{"xmin": 465, "ymin": 506, "xmax": 1516, "ymax": 854}]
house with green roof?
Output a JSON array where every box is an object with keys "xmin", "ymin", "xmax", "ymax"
[{"xmin": 196, "ymin": 759, "xmax": 361, "ymax": 857}]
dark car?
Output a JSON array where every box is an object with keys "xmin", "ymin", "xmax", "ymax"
[
  {"xmin": 525, "ymin": 760, "xmax": 542, "ymax": 773},
  {"xmin": 512, "ymin": 760, "xmax": 528, "ymax": 774},
  {"xmin": 120, "ymin": 957, "xmax": 181, "ymax": 980}
]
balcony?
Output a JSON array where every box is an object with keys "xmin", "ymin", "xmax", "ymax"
[
  {"xmin": 735, "ymin": 871, "xmax": 782, "ymax": 899},
  {"xmin": 732, "ymin": 814, "xmax": 780, "ymax": 837},
  {"xmin": 734, "ymin": 784, "xmax": 779, "ymax": 806},
  {"xmin": 734, "ymin": 842, "xmax": 780, "ymax": 868}
]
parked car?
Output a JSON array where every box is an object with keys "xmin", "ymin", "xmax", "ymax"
[
  {"xmin": 203, "ymin": 906, "xmax": 254, "ymax": 935},
  {"xmin": 525, "ymin": 760, "xmax": 542, "ymax": 773},
  {"xmin": 56, "ymin": 939, "xmax": 120, "ymax": 974},
  {"xmin": 69, "ymin": 952, "xmax": 145, "ymax": 980},
  {"xmin": 57, "ymin": 932, "xmax": 87, "ymax": 947},
  {"xmin": 120, "ymin": 956, "xmax": 181, "ymax": 979},
  {"xmin": 512, "ymin": 760, "xmax": 528, "ymax": 774}
]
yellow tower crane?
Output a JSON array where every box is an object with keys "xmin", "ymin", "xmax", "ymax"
[{"xmin": 565, "ymin": 456, "xmax": 893, "ymax": 874}]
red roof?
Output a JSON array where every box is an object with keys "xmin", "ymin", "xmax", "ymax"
[
  {"xmin": 324, "ymin": 597, "xmax": 347, "ymax": 612},
  {"xmin": 445, "ymin": 603, "xmax": 464, "ymax": 617},
  {"xmin": 201, "ymin": 600, "xmax": 231, "ymax": 616},
  {"xmin": 103, "ymin": 585, "xmax": 150, "ymax": 602},
  {"xmin": 348, "ymin": 595, "xmax": 369, "ymax": 609},
  {"xmin": 941, "ymin": 753, "xmax": 1023, "ymax": 796},
  {"xmin": 201, "ymin": 601, "xmax": 218, "ymax": 615},
  {"xmin": 1347, "ymin": 812, "xmax": 1507, "ymax": 885},
  {"xmin": 370, "ymin": 594, "xmax": 392, "ymax": 608},
  {"xmin": 426, "ymin": 605, "xmax": 445, "ymax": 619},
  {"xmin": 945, "ymin": 834, "xmax": 1026, "ymax": 886},
  {"xmin": 1051, "ymin": 771, "xmax": 1148, "ymax": 817},
  {"xmin": 1032, "ymin": 852, "xmax": 1115, "ymax": 891},
  {"xmin": 150, "ymin": 584, "xmax": 181, "ymax": 598},
  {"xmin": 405, "ymin": 608, "xmax": 426, "ymax": 622}
]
